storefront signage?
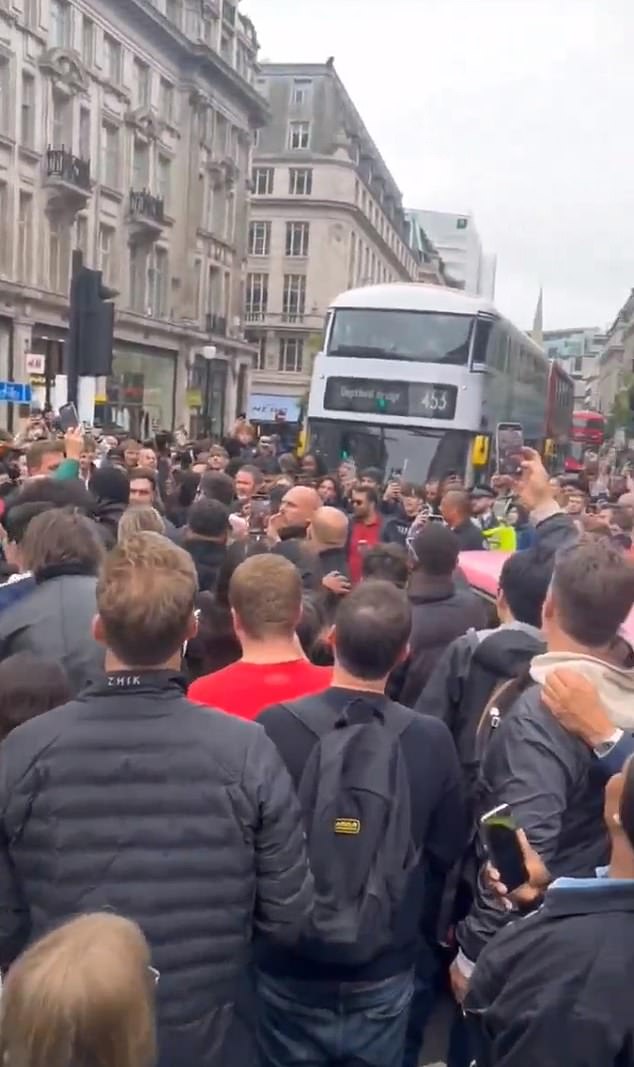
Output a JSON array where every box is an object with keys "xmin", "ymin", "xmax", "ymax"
[
  {"xmin": 323, "ymin": 377, "xmax": 457, "ymax": 420},
  {"xmin": 248, "ymin": 394, "xmax": 302, "ymax": 423},
  {"xmin": 25, "ymin": 353, "xmax": 46, "ymax": 376},
  {"xmin": 0, "ymin": 381, "xmax": 31, "ymax": 404}
]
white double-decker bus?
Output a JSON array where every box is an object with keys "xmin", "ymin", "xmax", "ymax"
[{"xmin": 306, "ymin": 283, "xmax": 550, "ymax": 484}]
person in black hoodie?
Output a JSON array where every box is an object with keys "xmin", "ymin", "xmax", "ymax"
[
  {"xmin": 89, "ymin": 465, "xmax": 130, "ymax": 549},
  {"xmin": 383, "ymin": 483, "xmax": 426, "ymax": 547},
  {"xmin": 399, "ymin": 523, "xmax": 488, "ymax": 707},
  {"xmin": 415, "ymin": 548, "xmax": 550, "ymax": 804},
  {"xmin": 183, "ymin": 499, "xmax": 229, "ymax": 593}
]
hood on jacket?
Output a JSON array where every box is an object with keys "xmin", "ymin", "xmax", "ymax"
[
  {"xmin": 531, "ymin": 645, "xmax": 634, "ymax": 730},
  {"xmin": 408, "ymin": 572, "xmax": 456, "ymax": 605},
  {"xmin": 472, "ymin": 625, "xmax": 545, "ymax": 676}
]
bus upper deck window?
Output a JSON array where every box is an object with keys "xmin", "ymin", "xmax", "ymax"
[{"xmin": 472, "ymin": 319, "xmax": 493, "ymax": 366}]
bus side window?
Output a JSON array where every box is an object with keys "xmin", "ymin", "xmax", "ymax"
[{"xmin": 472, "ymin": 318, "xmax": 493, "ymax": 366}]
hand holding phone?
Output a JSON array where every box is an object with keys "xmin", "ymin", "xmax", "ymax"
[
  {"xmin": 496, "ymin": 423, "xmax": 524, "ymax": 477},
  {"xmin": 58, "ymin": 402, "xmax": 79, "ymax": 432},
  {"xmin": 480, "ymin": 804, "xmax": 530, "ymax": 893}
]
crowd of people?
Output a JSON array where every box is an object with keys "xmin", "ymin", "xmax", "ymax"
[{"xmin": 0, "ymin": 411, "xmax": 633, "ymax": 1067}]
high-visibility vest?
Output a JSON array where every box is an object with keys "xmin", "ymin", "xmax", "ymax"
[{"xmin": 482, "ymin": 525, "xmax": 517, "ymax": 552}]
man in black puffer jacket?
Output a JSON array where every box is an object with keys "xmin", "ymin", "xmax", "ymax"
[{"xmin": 0, "ymin": 532, "xmax": 313, "ymax": 1067}]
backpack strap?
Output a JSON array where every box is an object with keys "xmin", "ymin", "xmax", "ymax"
[
  {"xmin": 280, "ymin": 693, "xmax": 412, "ymax": 741},
  {"xmin": 475, "ymin": 670, "xmax": 537, "ymax": 762}
]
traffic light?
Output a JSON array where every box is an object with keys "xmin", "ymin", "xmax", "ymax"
[{"xmin": 66, "ymin": 250, "xmax": 116, "ymax": 403}]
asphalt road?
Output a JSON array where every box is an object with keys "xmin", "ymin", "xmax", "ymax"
[{"xmin": 419, "ymin": 995, "xmax": 453, "ymax": 1067}]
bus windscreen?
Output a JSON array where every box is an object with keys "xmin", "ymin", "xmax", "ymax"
[{"xmin": 327, "ymin": 309, "xmax": 474, "ymax": 365}]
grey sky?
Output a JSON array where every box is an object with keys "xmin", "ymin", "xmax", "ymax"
[{"xmin": 248, "ymin": 0, "xmax": 632, "ymax": 331}]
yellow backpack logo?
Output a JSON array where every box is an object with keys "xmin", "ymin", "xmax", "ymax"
[{"xmin": 334, "ymin": 818, "xmax": 361, "ymax": 835}]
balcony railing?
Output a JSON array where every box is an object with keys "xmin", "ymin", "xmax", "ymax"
[
  {"xmin": 46, "ymin": 146, "xmax": 91, "ymax": 191},
  {"xmin": 129, "ymin": 189, "xmax": 165, "ymax": 223},
  {"xmin": 206, "ymin": 312, "xmax": 227, "ymax": 336}
]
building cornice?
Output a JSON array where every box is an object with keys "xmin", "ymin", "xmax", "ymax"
[{"xmin": 107, "ymin": 0, "xmax": 269, "ymax": 126}]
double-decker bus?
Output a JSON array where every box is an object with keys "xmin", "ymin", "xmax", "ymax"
[
  {"xmin": 307, "ymin": 284, "xmax": 550, "ymax": 484},
  {"xmin": 571, "ymin": 410, "xmax": 606, "ymax": 448},
  {"xmin": 564, "ymin": 409, "xmax": 606, "ymax": 472},
  {"xmin": 544, "ymin": 361, "xmax": 575, "ymax": 470}
]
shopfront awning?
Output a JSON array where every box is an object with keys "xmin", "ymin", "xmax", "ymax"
[{"xmin": 248, "ymin": 393, "xmax": 302, "ymax": 423}]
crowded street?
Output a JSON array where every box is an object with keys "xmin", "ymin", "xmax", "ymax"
[
  {"xmin": 1, "ymin": 410, "xmax": 634, "ymax": 1067},
  {"xmin": 1, "ymin": 1, "xmax": 634, "ymax": 1065}
]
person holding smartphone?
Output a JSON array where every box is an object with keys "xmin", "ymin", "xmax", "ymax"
[
  {"xmin": 449, "ymin": 537, "xmax": 634, "ymax": 1018},
  {"xmin": 465, "ymin": 758, "xmax": 634, "ymax": 1067}
]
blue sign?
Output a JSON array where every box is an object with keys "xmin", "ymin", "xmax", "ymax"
[{"xmin": 0, "ymin": 381, "xmax": 31, "ymax": 404}]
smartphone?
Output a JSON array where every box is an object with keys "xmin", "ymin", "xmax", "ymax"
[
  {"xmin": 480, "ymin": 804, "xmax": 529, "ymax": 893},
  {"xmin": 249, "ymin": 499, "xmax": 270, "ymax": 534},
  {"xmin": 58, "ymin": 401, "xmax": 79, "ymax": 431},
  {"xmin": 496, "ymin": 423, "xmax": 524, "ymax": 477}
]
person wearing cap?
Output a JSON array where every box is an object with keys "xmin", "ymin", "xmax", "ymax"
[{"xmin": 471, "ymin": 485, "xmax": 497, "ymax": 533}]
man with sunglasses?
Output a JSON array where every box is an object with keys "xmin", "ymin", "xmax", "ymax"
[{"xmin": 347, "ymin": 485, "xmax": 385, "ymax": 585}]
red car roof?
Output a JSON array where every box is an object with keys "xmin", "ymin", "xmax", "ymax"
[{"xmin": 459, "ymin": 550, "xmax": 634, "ymax": 642}]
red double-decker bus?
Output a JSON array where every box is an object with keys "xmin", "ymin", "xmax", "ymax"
[
  {"xmin": 571, "ymin": 409, "xmax": 606, "ymax": 447},
  {"xmin": 563, "ymin": 409, "xmax": 606, "ymax": 472},
  {"xmin": 544, "ymin": 362, "xmax": 574, "ymax": 470}
]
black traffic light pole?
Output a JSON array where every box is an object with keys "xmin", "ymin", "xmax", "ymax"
[
  {"xmin": 65, "ymin": 249, "xmax": 116, "ymax": 410},
  {"xmin": 66, "ymin": 249, "xmax": 84, "ymax": 407}
]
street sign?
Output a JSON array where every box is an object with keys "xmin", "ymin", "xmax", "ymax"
[{"xmin": 0, "ymin": 381, "xmax": 32, "ymax": 404}]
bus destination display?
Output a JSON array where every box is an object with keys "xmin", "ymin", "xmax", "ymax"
[{"xmin": 324, "ymin": 377, "xmax": 457, "ymax": 419}]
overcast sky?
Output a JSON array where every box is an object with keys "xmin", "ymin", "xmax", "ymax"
[{"xmin": 248, "ymin": 0, "xmax": 632, "ymax": 331}]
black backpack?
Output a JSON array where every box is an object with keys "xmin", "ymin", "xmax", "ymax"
[{"xmin": 286, "ymin": 695, "xmax": 419, "ymax": 964}]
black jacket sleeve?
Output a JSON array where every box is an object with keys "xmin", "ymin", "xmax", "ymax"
[
  {"xmin": 0, "ymin": 744, "xmax": 31, "ymax": 971},
  {"xmin": 532, "ymin": 510, "xmax": 577, "ymax": 560},
  {"xmin": 414, "ymin": 633, "xmax": 476, "ymax": 735},
  {"xmin": 241, "ymin": 724, "xmax": 313, "ymax": 945},
  {"xmin": 466, "ymin": 915, "xmax": 628, "ymax": 1067},
  {"xmin": 457, "ymin": 699, "xmax": 585, "ymax": 963}
]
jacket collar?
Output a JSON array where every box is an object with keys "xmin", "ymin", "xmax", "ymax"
[
  {"xmin": 35, "ymin": 561, "xmax": 97, "ymax": 584},
  {"xmin": 81, "ymin": 670, "xmax": 187, "ymax": 699},
  {"xmin": 408, "ymin": 572, "xmax": 455, "ymax": 603},
  {"xmin": 544, "ymin": 878, "xmax": 634, "ymax": 918}
]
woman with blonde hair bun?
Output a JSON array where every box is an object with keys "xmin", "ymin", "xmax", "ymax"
[{"xmin": 0, "ymin": 912, "xmax": 157, "ymax": 1067}]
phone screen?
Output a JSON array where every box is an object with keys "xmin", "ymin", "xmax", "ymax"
[
  {"xmin": 480, "ymin": 804, "xmax": 529, "ymax": 892},
  {"xmin": 496, "ymin": 423, "xmax": 524, "ymax": 477},
  {"xmin": 58, "ymin": 402, "xmax": 79, "ymax": 431},
  {"xmin": 249, "ymin": 499, "xmax": 270, "ymax": 534}
]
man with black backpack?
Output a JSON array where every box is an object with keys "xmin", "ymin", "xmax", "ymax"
[{"xmin": 256, "ymin": 580, "xmax": 465, "ymax": 1067}]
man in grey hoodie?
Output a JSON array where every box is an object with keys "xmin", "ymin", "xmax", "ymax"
[{"xmin": 450, "ymin": 537, "xmax": 634, "ymax": 1006}]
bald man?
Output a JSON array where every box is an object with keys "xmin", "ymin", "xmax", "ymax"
[
  {"xmin": 278, "ymin": 485, "xmax": 321, "ymax": 535},
  {"xmin": 309, "ymin": 506, "xmax": 350, "ymax": 577},
  {"xmin": 440, "ymin": 488, "xmax": 486, "ymax": 551}
]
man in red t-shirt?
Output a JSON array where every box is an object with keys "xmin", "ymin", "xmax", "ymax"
[
  {"xmin": 347, "ymin": 486, "xmax": 383, "ymax": 584},
  {"xmin": 189, "ymin": 553, "xmax": 331, "ymax": 719}
]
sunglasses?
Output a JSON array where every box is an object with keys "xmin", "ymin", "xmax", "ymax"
[{"xmin": 352, "ymin": 499, "xmax": 365, "ymax": 507}]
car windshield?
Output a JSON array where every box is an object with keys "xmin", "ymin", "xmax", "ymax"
[
  {"xmin": 328, "ymin": 309, "xmax": 474, "ymax": 365},
  {"xmin": 308, "ymin": 419, "xmax": 471, "ymax": 483}
]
